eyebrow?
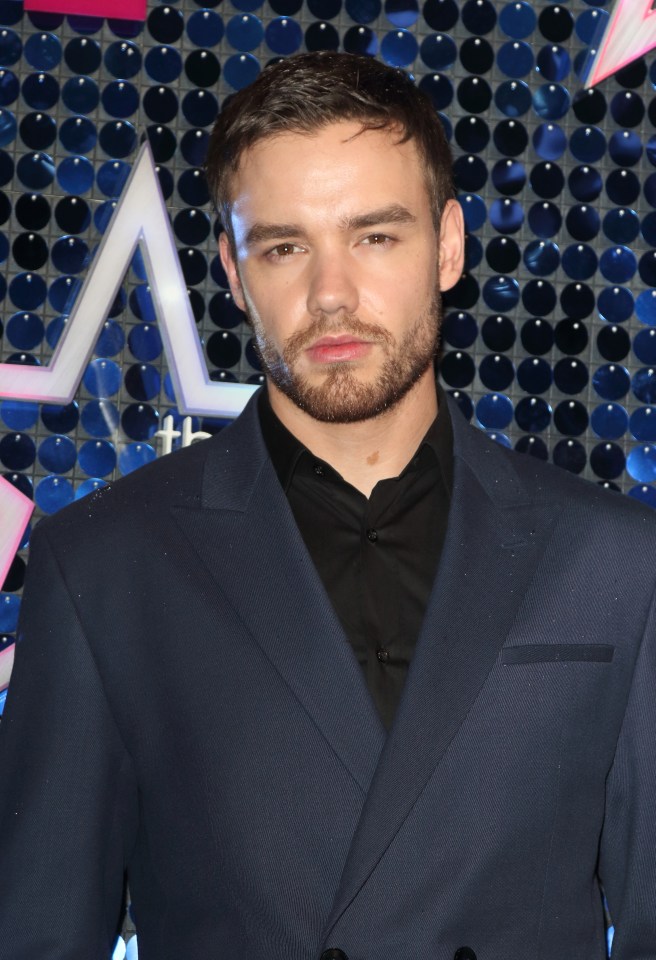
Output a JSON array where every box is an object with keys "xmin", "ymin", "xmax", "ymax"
[
  {"xmin": 245, "ymin": 222, "xmax": 304, "ymax": 246},
  {"xmin": 244, "ymin": 204, "xmax": 417, "ymax": 248},
  {"xmin": 340, "ymin": 204, "xmax": 417, "ymax": 232}
]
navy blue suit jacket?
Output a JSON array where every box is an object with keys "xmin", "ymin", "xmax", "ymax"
[{"xmin": 1, "ymin": 394, "xmax": 656, "ymax": 960}]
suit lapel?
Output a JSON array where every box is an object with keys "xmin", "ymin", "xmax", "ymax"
[
  {"xmin": 170, "ymin": 397, "xmax": 386, "ymax": 796},
  {"xmin": 323, "ymin": 404, "xmax": 560, "ymax": 934}
]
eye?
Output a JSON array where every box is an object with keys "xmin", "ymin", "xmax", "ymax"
[
  {"xmin": 268, "ymin": 242, "xmax": 302, "ymax": 258},
  {"xmin": 362, "ymin": 233, "xmax": 392, "ymax": 246}
]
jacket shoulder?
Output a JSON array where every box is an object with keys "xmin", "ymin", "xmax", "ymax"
[
  {"xmin": 450, "ymin": 403, "xmax": 656, "ymax": 536},
  {"xmin": 35, "ymin": 406, "xmax": 260, "ymax": 543}
]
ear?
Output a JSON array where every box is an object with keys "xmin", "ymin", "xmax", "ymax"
[
  {"xmin": 438, "ymin": 198, "xmax": 465, "ymax": 293},
  {"xmin": 218, "ymin": 231, "xmax": 247, "ymax": 312}
]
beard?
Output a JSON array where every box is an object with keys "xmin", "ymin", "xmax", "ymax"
[{"xmin": 248, "ymin": 295, "xmax": 442, "ymax": 424}]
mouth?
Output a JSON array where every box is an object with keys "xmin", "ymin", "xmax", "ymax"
[
  {"xmin": 312, "ymin": 334, "xmax": 371, "ymax": 349},
  {"xmin": 305, "ymin": 334, "xmax": 374, "ymax": 364}
]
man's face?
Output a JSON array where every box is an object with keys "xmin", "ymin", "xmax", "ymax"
[{"xmin": 219, "ymin": 121, "xmax": 464, "ymax": 423}]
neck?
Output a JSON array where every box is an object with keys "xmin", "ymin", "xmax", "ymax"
[{"xmin": 267, "ymin": 371, "xmax": 438, "ymax": 498}]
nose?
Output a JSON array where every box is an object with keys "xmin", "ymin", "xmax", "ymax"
[{"xmin": 306, "ymin": 249, "xmax": 359, "ymax": 317}]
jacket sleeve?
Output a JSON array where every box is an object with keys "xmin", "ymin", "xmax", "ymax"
[
  {"xmin": 597, "ymin": 585, "xmax": 656, "ymax": 958},
  {"xmin": 0, "ymin": 522, "xmax": 138, "ymax": 960}
]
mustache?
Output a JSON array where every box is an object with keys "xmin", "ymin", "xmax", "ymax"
[{"xmin": 282, "ymin": 314, "xmax": 394, "ymax": 364}]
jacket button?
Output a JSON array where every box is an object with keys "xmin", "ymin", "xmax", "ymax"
[
  {"xmin": 320, "ymin": 951, "xmax": 348, "ymax": 960},
  {"xmin": 454, "ymin": 949, "xmax": 477, "ymax": 960}
]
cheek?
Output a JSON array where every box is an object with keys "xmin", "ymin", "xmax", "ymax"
[
  {"xmin": 245, "ymin": 269, "xmax": 306, "ymax": 323},
  {"xmin": 369, "ymin": 250, "xmax": 437, "ymax": 299},
  {"xmin": 241, "ymin": 288, "xmax": 290, "ymax": 350},
  {"xmin": 368, "ymin": 272, "xmax": 435, "ymax": 321}
]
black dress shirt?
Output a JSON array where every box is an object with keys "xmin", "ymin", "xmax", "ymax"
[{"xmin": 258, "ymin": 387, "xmax": 454, "ymax": 730}]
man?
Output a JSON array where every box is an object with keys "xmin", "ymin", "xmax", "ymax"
[{"xmin": 1, "ymin": 51, "xmax": 655, "ymax": 960}]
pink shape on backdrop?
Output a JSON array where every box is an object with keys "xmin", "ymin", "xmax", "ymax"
[
  {"xmin": 586, "ymin": 0, "xmax": 656, "ymax": 87},
  {"xmin": 24, "ymin": 0, "xmax": 146, "ymax": 20},
  {"xmin": 0, "ymin": 646, "xmax": 15, "ymax": 695},
  {"xmin": 0, "ymin": 477, "xmax": 34, "ymax": 692}
]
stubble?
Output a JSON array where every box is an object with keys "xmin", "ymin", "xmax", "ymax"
[{"xmin": 250, "ymin": 296, "xmax": 442, "ymax": 424}]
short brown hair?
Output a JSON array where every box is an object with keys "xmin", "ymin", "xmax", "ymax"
[{"xmin": 205, "ymin": 51, "xmax": 454, "ymax": 246}]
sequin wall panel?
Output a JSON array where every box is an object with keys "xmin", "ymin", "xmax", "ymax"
[{"xmin": 0, "ymin": 0, "xmax": 656, "ymax": 687}]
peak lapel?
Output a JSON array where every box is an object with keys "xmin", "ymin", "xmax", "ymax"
[
  {"xmin": 324, "ymin": 411, "xmax": 560, "ymax": 933},
  {"xmin": 170, "ymin": 398, "xmax": 385, "ymax": 795}
]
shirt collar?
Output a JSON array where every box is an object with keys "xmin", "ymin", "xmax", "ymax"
[{"xmin": 257, "ymin": 382, "xmax": 454, "ymax": 498}]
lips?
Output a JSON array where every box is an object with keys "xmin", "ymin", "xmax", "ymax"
[
  {"xmin": 311, "ymin": 334, "xmax": 365, "ymax": 348},
  {"xmin": 305, "ymin": 335, "xmax": 373, "ymax": 364}
]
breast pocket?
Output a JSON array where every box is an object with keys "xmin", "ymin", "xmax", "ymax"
[{"xmin": 501, "ymin": 643, "xmax": 614, "ymax": 665}]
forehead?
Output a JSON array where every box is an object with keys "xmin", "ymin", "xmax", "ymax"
[{"xmin": 228, "ymin": 122, "xmax": 429, "ymax": 225}]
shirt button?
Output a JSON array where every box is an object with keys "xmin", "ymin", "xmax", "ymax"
[
  {"xmin": 313, "ymin": 463, "xmax": 324, "ymax": 476},
  {"xmin": 366, "ymin": 528, "xmax": 378, "ymax": 542},
  {"xmin": 377, "ymin": 648, "xmax": 389, "ymax": 663}
]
